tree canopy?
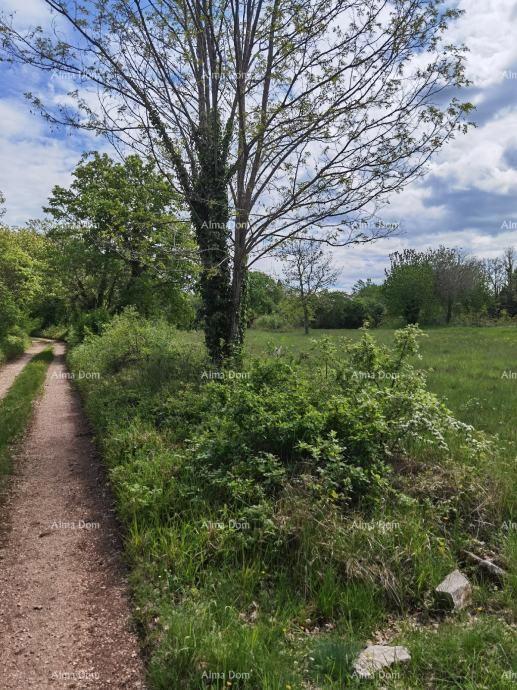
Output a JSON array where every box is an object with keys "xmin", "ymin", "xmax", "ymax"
[{"xmin": 1, "ymin": 0, "xmax": 473, "ymax": 360}]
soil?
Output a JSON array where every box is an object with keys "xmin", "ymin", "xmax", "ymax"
[{"xmin": 0, "ymin": 343, "xmax": 146, "ymax": 689}]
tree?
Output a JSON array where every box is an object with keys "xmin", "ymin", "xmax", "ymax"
[
  {"xmin": 247, "ymin": 271, "xmax": 284, "ymax": 326},
  {"xmin": 313, "ymin": 291, "xmax": 367, "ymax": 329},
  {"xmin": 278, "ymin": 239, "xmax": 339, "ymax": 334},
  {"xmin": 1, "ymin": 0, "xmax": 473, "ymax": 361},
  {"xmin": 383, "ymin": 249, "xmax": 437, "ymax": 324},
  {"xmin": 352, "ymin": 279, "xmax": 383, "ymax": 301},
  {"xmin": 428, "ymin": 246, "xmax": 483, "ymax": 323},
  {"xmin": 0, "ymin": 227, "xmax": 47, "ymax": 337},
  {"xmin": 44, "ymin": 153, "xmax": 196, "ymax": 319},
  {"xmin": 500, "ymin": 247, "xmax": 517, "ymax": 316},
  {"xmin": 483, "ymin": 257, "xmax": 506, "ymax": 301}
]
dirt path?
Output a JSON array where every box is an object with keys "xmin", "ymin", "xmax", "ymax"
[
  {"xmin": 0, "ymin": 343, "xmax": 146, "ymax": 689},
  {"xmin": 0, "ymin": 339, "xmax": 53, "ymax": 400}
]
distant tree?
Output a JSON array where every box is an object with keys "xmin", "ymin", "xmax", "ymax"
[
  {"xmin": 428, "ymin": 246, "xmax": 483, "ymax": 323},
  {"xmin": 500, "ymin": 247, "xmax": 517, "ymax": 316},
  {"xmin": 313, "ymin": 291, "xmax": 367, "ymax": 329},
  {"xmin": 352, "ymin": 279, "xmax": 383, "ymax": 300},
  {"xmin": 483, "ymin": 257, "xmax": 506, "ymax": 300},
  {"xmin": 278, "ymin": 240, "xmax": 340, "ymax": 334},
  {"xmin": 247, "ymin": 272, "xmax": 284, "ymax": 326},
  {"xmin": 352, "ymin": 279, "xmax": 386, "ymax": 326},
  {"xmin": 0, "ymin": 227, "xmax": 47, "ymax": 336},
  {"xmin": 383, "ymin": 250, "xmax": 437, "ymax": 324}
]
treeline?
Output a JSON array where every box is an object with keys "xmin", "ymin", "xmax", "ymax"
[{"xmin": 248, "ymin": 246, "xmax": 517, "ymax": 330}]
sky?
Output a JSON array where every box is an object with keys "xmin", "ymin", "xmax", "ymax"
[{"xmin": 0, "ymin": 0, "xmax": 517, "ymax": 290}]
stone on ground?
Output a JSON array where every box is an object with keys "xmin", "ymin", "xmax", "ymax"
[
  {"xmin": 353, "ymin": 644, "xmax": 411, "ymax": 679},
  {"xmin": 435, "ymin": 569, "xmax": 472, "ymax": 610}
]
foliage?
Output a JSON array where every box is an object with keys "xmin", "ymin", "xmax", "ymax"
[
  {"xmin": 0, "ymin": 331, "xmax": 30, "ymax": 362},
  {"xmin": 253, "ymin": 312, "xmax": 291, "ymax": 331},
  {"xmin": 313, "ymin": 292, "xmax": 366, "ymax": 329},
  {"xmin": 246, "ymin": 271, "xmax": 285, "ymax": 325},
  {"xmin": 68, "ymin": 316, "xmax": 505, "ymax": 689},
  {"xmin": 1, "ymin": 0, "xmax": 474, "ymax": 359},
  {"xmin": 44, "ymin": 152, "xmax": 197, "ymax": 327},
  {"xmin": 381, "ymin": 245, "xmax": 516, "ymax": 326},
  {"xmin": 383, "ymin": 251, "xmax": 438, "ymax": 324}
]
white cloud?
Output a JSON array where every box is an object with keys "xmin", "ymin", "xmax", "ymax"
[
  {"xmin": 429, "ymin": 109, "xmax": 517, "ymax": 194},
  {"xmin": 1, "ymin": 0, "xmax": 51, "ymax": 27},
  {"xmin": 448, "ymin": 0, "xmax": 517, "ymax": 88},
  {"xmin": 0, "ymin": 133, "xmax": 77, "ymax": 225},
  {"xmin": 0, "ymin": 99, "xmax": 44, "ymax": 138}
]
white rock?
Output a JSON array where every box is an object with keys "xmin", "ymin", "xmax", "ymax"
[
  {"xmin": 353, "ymin": 644, "xmax": 411, "ymax": 679},
  {"xmin": 435, "ymin": 569, "xmax": 472, "ymax": 610}
]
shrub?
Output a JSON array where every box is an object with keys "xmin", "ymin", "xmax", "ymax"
[
  {"xmin": 313, "ymin": 292, "xmax": 368, "ymax": 328},
  {"xmin": 0, "ymin": 327, "xmax": 30, "ymax": 361},
  {"xmin": 253, "ymin": 312, "xmax": 291, "ymax": 330},
  {"xmin": 67, "ymin": 307, "xmax": 111, "ymax": 346}
]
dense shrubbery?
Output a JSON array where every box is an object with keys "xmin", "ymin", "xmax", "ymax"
[
  {"xmin": 0, "ymin": 326, "xmax": 30, "ymax": 363},
  {"xmin": 68, "ymin": 311, "xmax": 502, "ymax": 689}
]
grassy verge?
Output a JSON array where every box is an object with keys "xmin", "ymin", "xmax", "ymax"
[
  {"xmin": 69, "ymin": 314, "xmax": 516, "ymax": 689},
  {"xmin": 0, "ymin": 348, "xmax": 54, "ymax": 480}
]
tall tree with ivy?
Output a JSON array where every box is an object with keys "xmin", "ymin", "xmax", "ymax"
[{"xmin": 1, "ymin": 0, "xmax": 473, "ymax": 361}]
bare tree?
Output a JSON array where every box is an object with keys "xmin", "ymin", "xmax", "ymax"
[
  {"xmin": 428, "ymin": 246, "xmax": 482, "ymax": 323},
  {"xmin": 0, "ymin": 0, "xmax": 473, "ymax": 361},
  {"xmin": 483, "ymin": 257, "xmax": 505, "ymax": 299},
  {"xmin": 278, "ymin": 239, "xmax": 339, "ymax": 334}
]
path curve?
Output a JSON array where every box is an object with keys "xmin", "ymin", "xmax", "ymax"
[
  {"xmin": 0, "ymin": 343, "xmax": 146, "ymax": 689},
  {"xmin": 0, "ymin": 339, "xmax": 54, "ymax": 400}
]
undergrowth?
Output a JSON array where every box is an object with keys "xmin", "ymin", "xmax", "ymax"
[{"xmin": 69, "ymin": 310, "xmax": 516, "ymax": 689}]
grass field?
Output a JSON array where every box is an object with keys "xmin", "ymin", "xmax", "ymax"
[{"xmin": 244, "ymin": 326, "xmax": 517, "ymax": 442}]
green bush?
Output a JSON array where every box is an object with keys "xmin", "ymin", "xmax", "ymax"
[
  {"xmin": 253, "ymin": 312, "xmax": 291, "ymax": 330},
  {"xmin": 313, "ymin": 292, "xmax": 369, "ymax": 329},
  {"xmin": 0, "ymin": 327, "xmax": 30, "ymax": 362}
]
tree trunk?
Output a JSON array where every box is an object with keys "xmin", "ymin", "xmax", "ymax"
[
  {"xmin": 227, "ymin": 208, "xmax": 250, "ymax": 362},
  {"xmin": 190, "ymin": 118, "xmax": 233, "ymax": 364},
  {"xmin": 445, "ymin": 297, "xmax": 453, "ymax": 324},
  {"xmin": 303, "ymin": 303, "xmax": 310, "ymax": 334}
]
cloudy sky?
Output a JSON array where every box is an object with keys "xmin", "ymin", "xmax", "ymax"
[{"xmin": 1, "ymin": 0, "xmax": 517, "ymax": 289}]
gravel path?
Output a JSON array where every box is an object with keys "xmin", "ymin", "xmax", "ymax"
[
  {"xmin": 0, "ymin": 343, "xmax": 146, "ymax": 689},
  {"xmin": 0, "ymin": 339, "xmax": 53, "ymax": 400}
]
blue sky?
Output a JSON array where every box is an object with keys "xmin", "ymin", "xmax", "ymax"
[{"xmin": 1, "ymin": 0, "xmax": 517, "ymax": 290}]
